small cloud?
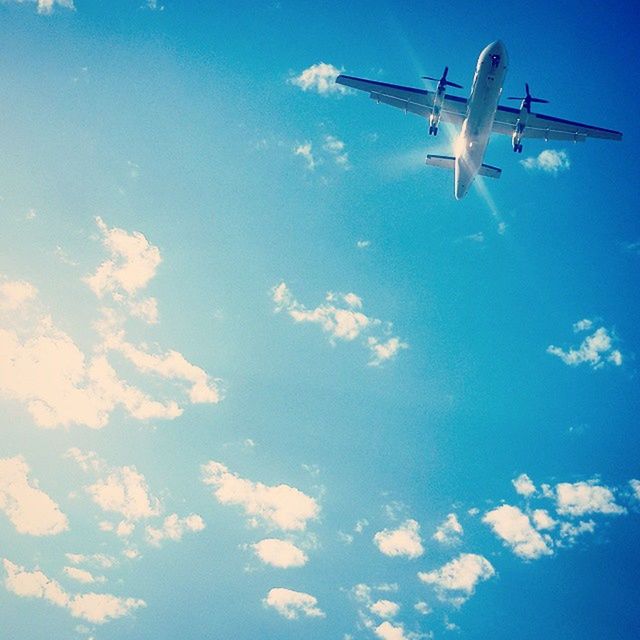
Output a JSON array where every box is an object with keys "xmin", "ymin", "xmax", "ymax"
[
  {"xmin": 369, "ymin": 599, "xmax": 400, "ymax": 619},
  {"xmin": 414, "ymin": 601, "xmax": 432, "ymax": 615},
  {"xmin": 9, "ymin": 0, "xmax": 75, "ymax": 15},
  {"xmin": 272, "ymin": 282, "xmax": 407, "ymax": 366},
  {"xmin": 557, "ymin": 519, "xmax": 596, "ymax": 546},
  {"xmin": 482, "ymin": 505, "xmax": 552, "ymax": 560},
  {"xmin": 555, "ymin": 481, "xmax": 625, "ymax": 517},
  {"xmin": 356, "ymin": 240, "xmax": 371, "ymax": 249},
  {"xmin": 252, "ymin": 538, "xmax": 308, "ymax": 568},
  {"xmin": 547, "ymin": 323, "xmax": 623, "ymax": 369},
  {"xmin": 145, "ymin": 513, "xmax": 205, "ymax": 547},
  {"xmin": 512, "ymin": 473, "xmax": 536, "ymax": 498},
  {"xmin": 63, "ymin": 567, "xmax": 106, "ymax": 585},
  {"xmin": 289, "ymin": 62, "xmax": 349, "ymax": 96},
  {"xmin": 323, "ymin": 135, "xmax": 350, "ymax": 169},
  {"xmin": 25, "ymin": 208, "xmax": 37, "ymax": 220},
  {"xmin": 263, "ymin": 587, "xmax": 325, "ymax": 619},
  {"xmin": 373, "ymin": 519, "xmax": 424, "ymax": 559},
  {"xmin": 520, "ymin": 149, "xmax": 570, "ymax": 174},
  {"xmin": 629, "ymin": 479, "xmax": 640, "ymax": 501},
  {"xmin": 0, "ymin": 278, "xmax": 37, "ymax": 310},
  {"xmin": 531, "ymin": 509, "xmax": 557, "ymax": 531},
  {"xmin": 573, "ymin": 318, "xmax": 593, "ymax": 333},
  {"xmin": 293, "ymin": 142, "xmax": 317, "ymax": 170},
  {"xmin": 418, "ymin": 553, "xmax": 495, "ymax": 606},
  {"xmin": 432, "ymin": 513, "xmax": 463, "ymax": 546},
  {"xmin": 201, "ymin": 461, "xmax": 320, "ymax": 531}
]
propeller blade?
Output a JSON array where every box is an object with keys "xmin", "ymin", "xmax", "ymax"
[
  {"xmin": 507, "ymin": 97, "xmax": 524, "ymax": 100},
  {"xmin": 530, "ymin": 98, "xmax": 549, "ymax": 104},
  {"xmin": 445, "ymin": 81, "xmax": 463, "ymax": 89},
  {"xmin": 421, "ymin": 76, "xmax": 440, "ymax": 81}
]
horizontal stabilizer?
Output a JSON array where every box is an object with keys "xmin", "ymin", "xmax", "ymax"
[
  {"xmin": 425, "ymin": 154, "xmax": 455, "ymax": 170},
  {"xmin": 478, "ymin": 163, "xmax": 501, "ymax": 179}
]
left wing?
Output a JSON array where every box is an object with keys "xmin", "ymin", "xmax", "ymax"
[
  {"xmin": 492, "ymin": 105, "xmax": 622, "ymax": 141},
  {"xmin": 336, "ymin": 75, "xmax": 468, "ymax": 126}
]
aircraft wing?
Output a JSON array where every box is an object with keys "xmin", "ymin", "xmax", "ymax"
[
  {"xmin": 492, "ymin": 105, "xmax": 622, "ymax": 141},
  {"xmin": 336, "ymin": 75, "xmax": 468, "ymax": 126}
]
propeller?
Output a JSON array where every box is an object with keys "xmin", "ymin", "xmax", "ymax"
[
  {"xmin": 508, "ymin": 83, "xmax": 549, "ymax": 110},
  {"xmin": 422, "ymin": 66, "xmax": 463, "ymax": 89}
]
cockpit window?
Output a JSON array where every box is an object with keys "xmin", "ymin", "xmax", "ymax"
[{"xmin": 491, "ymin": 54, "xmax": 501, "ymax": 66}]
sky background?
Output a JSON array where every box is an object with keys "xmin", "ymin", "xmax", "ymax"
[{"xmin": 1, "ymin": 1, "xmax": 639, "ymax": 639}]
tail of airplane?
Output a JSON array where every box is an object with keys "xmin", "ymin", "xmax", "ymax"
[{"xmin": 425, "ymin": 154, "xmax": 502, "ymax": 179}]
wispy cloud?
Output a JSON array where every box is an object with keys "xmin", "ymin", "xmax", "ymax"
[
  {"xmin": 547, "ymin": 321, "xmax": 623, "ymax": 369},
  {"xmin": 3, "ymin": 559, "xmax": 145, "ymax": 624},
  {"xmin": 202, "ymin": 461, "xmax": 320, "ymax": 531},
  {"xmin": 145, "ymin": 513, "xmax": 205, "ymax": 547},
  {"xmin": 272, "ymin": 282, "xmax": 407, "ymax": 366},
  {"xmin": 293, "ymin": 142, "xmax": 317, "ymax": 170},
  {"xmin": 289, "ymin": 62, "xmax": 349, "ymax": 96},
  {"xmin": 7, "ymin": 0, "xmax": 74, "ymax": 14},
  {"xmin": 520, "ymin": 149, "xmax": 570, "ymax": 174},
  {"xmin": 432, "ymin": 513, "xmax": 463, "ymax": 546},
  {"xmin": 418, "ymin": 553, "xmax": 495, "ymax": 606}
]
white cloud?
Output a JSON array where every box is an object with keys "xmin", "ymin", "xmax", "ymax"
[
  {"xmin": 202, "ymin": 461, "xmax": 319, "ymax": 531},
  {"xmin": 414, "ymin": 601, "xmax": 432, "ymax": 615},
  {"xmin": 9, "ymin": 0, "xmax": 75, "ymax": 14},
  {"xmin": 369, "ymin": 599, "xmax": 400, "ymax": 619},
  {"xmin": 367, "ymin": 336, "xmax": 409, "ymax": 367},
  {"xmin": 65, "ymin": 553, "xmax": 116, "ymax": 569},
  {"xmin": 98, "ymin": 326, "xmax": 222, "ymax": 405},
  {"xmin": 272, "ymin": 282, "xmax": 407, "ymax": 366},
  {"xmin": 289, "ymin": 62, "xmax": 349, "ymax": 96},
  {"xmin": 84, "ymin": 217, "xmax": 161, "ymax": 323},
  {"xmin": 145, "ymin": 513, "xmax": 205, "ymax": 547},
  {"xmin": 432, "ymin": 513, "xmax": 463, "ymax": 546},
  {"xmin": 356, "ymin": 240, "xmax": 371, "ymax": 249},
  {"xmin": 520, "ymin": 149, "xmax": 570, "ymax": 174},
  {"xmin": 323, "ymin": 135, "xmax": 350, "ymax": 169},
  {"xmin": 3, "ymin": 559, "xmax": 145, "ymax": 624},
  {"xmin": 483, "ymin": 505, "xmax": 552, "ymax": 560},
  {"xmin": 374, "ymin": 621, "xmax": 411, "ymax": 640},
  {"xmin": 85, "ymin": 217, "xmax": 160, "ymax": 297},
  {"xmin": 252, "ymin": 538, "xmax": 308, "ymax": 568},
  {"xmin": 573, "ymin": 318, "xmax": 593, "ymax": 332},
  {"xmin": 0, "ymin": 307, "xmax": 182, "ymax": 428},
  {"xmin": 558, "ymin": 519, "xmax": 596, "ymax": 545},
  {"xmin": 63, "ymin": 567, "xmax": 105, "ymax": 585},
  {"xmin": 0, "ymin": 456, "xmax": 68, "ymax": 536},
  {"xmin": 531, "ymin": 509, "xmax": 558, "ymax": 531},
  {"xmin": 555, "ymin": 481, "xmax": 625, "ymax": 516},
  {"xmin": 0, "ymin": 278, "xmax": 37, "ymax": 310},
  {"xmin": 68, "ymin": 592, "xmax": 146, "ymax": 624},
  {"xmin": 373, "ymin": 519, "xmax": 424, "ymax": 559},
  {"xmin": 630, "ymin": 479, "xmax": 640, "ymax": 501},
  {"xmin": 547, "ymin": 324, "xmax": 623, "ymax": 369},
  {"xmin": 263, "ymin": 587, "xmax": 325, "ymax": 619},
  {"xmin": 512, "ymin": 473, "xmax": 536, "ymax": 497},
  {"xmin": 418, "ymin": 553, "xmax": 495, "ymax": 605},
  {"xmin": 294, "ymin": 142, "xmax": 317, "ymax": 170},
  {"xmin": 86, "ymin": 465, "xmax": 161, "ymax": 521}
]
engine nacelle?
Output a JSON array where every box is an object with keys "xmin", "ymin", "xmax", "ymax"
[{"xmin": 512, "ymin": 119, "xmax": 525, "ymax": 152}]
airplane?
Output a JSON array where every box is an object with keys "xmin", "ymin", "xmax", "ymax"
[{"xmin": 335, "ymin": 41, "xmax": 622, "ymax": 199}]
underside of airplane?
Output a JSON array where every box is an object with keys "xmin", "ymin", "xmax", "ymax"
[{"xmin": 336, "ymin": 41, "xmax": 622, "ymax": 199}]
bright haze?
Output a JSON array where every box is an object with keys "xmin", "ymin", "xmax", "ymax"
[{"xmin": 0, "ymin": 2, "xmax": 638, "ymax": 640}]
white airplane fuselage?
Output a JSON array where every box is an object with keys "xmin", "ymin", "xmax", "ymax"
[{"xmin": 454, "ymin": 41, "xmax": 508, "ymax": 199}]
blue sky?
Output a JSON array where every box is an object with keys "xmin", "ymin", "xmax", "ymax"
[{"xmin": 1, "ymin": 1, "xmax": 639, "ymax": 639}]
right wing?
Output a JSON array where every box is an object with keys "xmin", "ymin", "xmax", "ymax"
[
  {"xmin": 336, "ymin": 75, "xmax": 468, "ymax": 126},
  {"xmin": 492, "ymin": 104, "xmax": 622, "ymax": 142}
]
